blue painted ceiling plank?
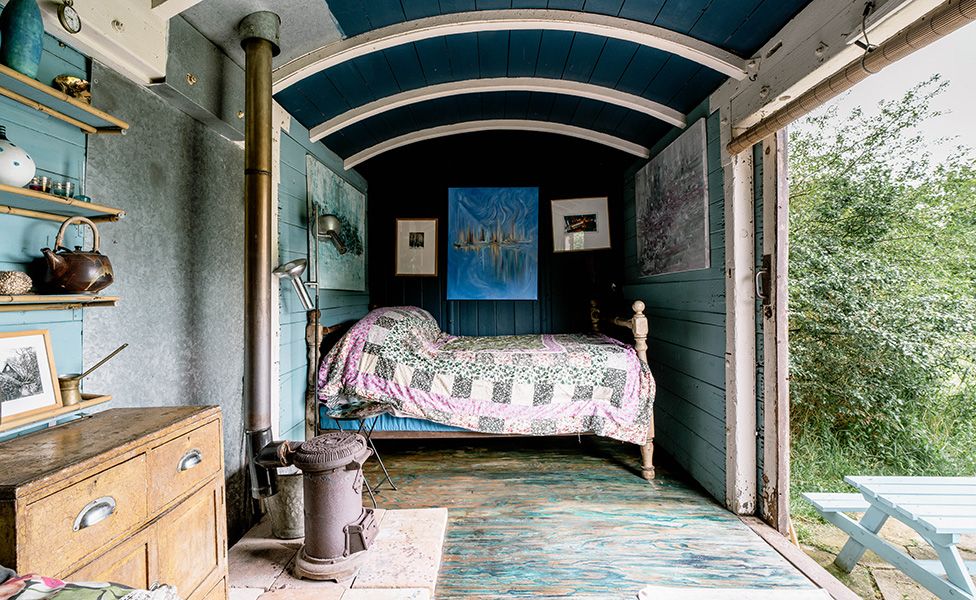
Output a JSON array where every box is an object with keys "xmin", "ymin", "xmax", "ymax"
[
  {"xmin": 512, "ymin": 0, "xmax": 547, "ymax": 7},
  {"xmin": 688, "ymin": 0, "xmax": 758, "ymax": 50},
  {"xmin": 617, "ymin": 0, "xmax": 666, "ymax": 25},
  {"xmin": 477, "ymin": 31, "xmax": 510, "ymax": 77},
  {"xmin": 324, "ymin": 0, "xmax": 369, "ymax": 37},
  {"xmin": 438, "ymin": 0, "xmax": 478, "ymax": 12},
  {"xmin": 588, "ymin": 38, "xmax": 639, "ymax": 89},
  {"xmin": 363, "ymin": 0, "xmax": 407, "ymax": 31},
  {"xmin": 381, "ymin": 45, "xmax": 428, "ymax": 89},
  {"xmin": 526, "ymin": 90, "xmax": 557, "ymax": 119},
  {"xmin": 446, "ymin": 33, "xmax": 481, "ymax": 78},
  {"xmin": 415, "ymin": 37, "xmax": 456, "ymax": 84},
  {"xmin": 534, "ymin": 30, "xmax": 573, "ymax": 77},
  {"xmin": 653, "ymin": 0, "xmax": 713, "ymax": 35},
  {"xmin": 503, "ymin": 89, "xmax": 531, "ymax": 118},
  {"xmin": 508, "ymin": 30, "xmax": 543, "ymax": 77},
  {"xmin": 581, "ymin": 0, "xmax": 625, "ymax": 17},
  {"xmin": 728, "ymin": 0, "xmax": 809, "ymax": 56},
  {"xmin": 562, "ymin": 32, "xmax": 606, "ymax": 80},
  {"xmin": 350, "ymin": 52, "xmax": 403, "ymax": 99},
  {"xmin": 614, "ymin": 46, "xmax": 668, "ymax": 97},
  {"xmin": 301, "ymin": 74, "xmax": 353, "ymax": 121},
  {"xmin": 403, "ymin": 0, "xmax": 443, "ymax": 21},
  {"xmin": 475, "ymin": 0, "xmax": 513, "ymax": 8},
  {"xmin": 546, "ymin": 0, "xmax": 586, "ymax": 10}
]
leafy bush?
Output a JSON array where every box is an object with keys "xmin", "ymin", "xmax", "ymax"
[{"xmin": 789, "ymin": 77, "xmax": 976, "ymax": 518}]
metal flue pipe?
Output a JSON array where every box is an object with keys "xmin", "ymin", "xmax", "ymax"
[{"xmin": 239, "ymin": 11, "xmax": 284, "ymax": 499}]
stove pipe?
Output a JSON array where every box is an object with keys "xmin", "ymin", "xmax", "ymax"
[{"xmin": 239, "ymin": 11, "xmax": 285, "ymax": 499}]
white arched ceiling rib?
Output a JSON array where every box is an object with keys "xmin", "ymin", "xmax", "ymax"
[
  {"xmin": 309, "ymin": 77, "xmax": 686, "ymax": 141},
  {"xmin": 343, "ymin": 119, "xmax": 651, "ymax": 169},
  {"xmin": 273, "ymin": 9, "xmax": 750, "ymax": 93}
]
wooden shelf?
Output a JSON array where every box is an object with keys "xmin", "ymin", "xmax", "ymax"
[
  {"xmin": 0, "ymin": 183, "xmax": 125, "ymax": 222},
  {"xmin": 0, "ymin": 294, "xmax": 119, "ymax": 312},
  {"xmin": 0, "ymin": 64, "xmax": 128, "ymax": 134},
  {"xmin": 0, "ymin": 394, "xmax": 111, "ymax": 433}
]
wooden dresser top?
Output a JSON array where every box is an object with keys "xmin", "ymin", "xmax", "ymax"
[{"xmin": 0, "ymin": 406, "xmax": 220, "ymax": 499}]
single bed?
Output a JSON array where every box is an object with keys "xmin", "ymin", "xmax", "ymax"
[{"xmin": 312, "ymin": 301, "xmax": 657, "ymax": 480}]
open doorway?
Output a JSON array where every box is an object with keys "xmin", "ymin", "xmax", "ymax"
[{"xmin": 786, "ymin": 24, "xmax": 976, "ymax": 598}]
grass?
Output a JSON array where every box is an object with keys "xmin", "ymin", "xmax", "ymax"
[{"xmin": 790, "ymin": 389, "xmax": 976, "ymax": 543}]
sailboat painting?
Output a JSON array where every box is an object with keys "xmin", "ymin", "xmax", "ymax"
[{"xmin": 447, "ymin": 187, "xmax": 539, "ymax": 300}]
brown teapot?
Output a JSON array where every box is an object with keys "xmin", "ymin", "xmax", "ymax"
[{"xmin": 42, "ymin": 216, "xmax": 114, "ymax": 294}]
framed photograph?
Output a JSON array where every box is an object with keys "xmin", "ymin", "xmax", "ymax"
[
  {"xmin": 396, "ymin": 218, "xmax": 438, "ymax": 276},
  {"xmin": 635, "ymin": 118, "xmax": 709, "ymax": 277},
  {"xmin": 447, "ymin": 187, "xmax": 539, "ymax": 300},
  {"xmin": 551, "ymin": 197, "xmax": 611, "ymax": 252},
  {"xmin": 0, "ymin": 330, "xmax": 62, "ymax": 427}
]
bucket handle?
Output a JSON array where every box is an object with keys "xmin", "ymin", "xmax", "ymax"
[{"xmin": 55, "ymin": 216, "xmax": 100, "ymax": 253}]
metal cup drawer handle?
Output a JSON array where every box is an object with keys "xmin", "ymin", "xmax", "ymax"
[
  {"xmin": 178, "ymin": 448, "xmax": 203, "ymax": 472},
  {"xmin": 73, "ymin": 496, "xmax": 116, "ymax": 531}
]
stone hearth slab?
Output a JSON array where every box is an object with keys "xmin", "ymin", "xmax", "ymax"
[{"xmin": 229, "ymin": 508, "xmax": 446, "ymax": 597}]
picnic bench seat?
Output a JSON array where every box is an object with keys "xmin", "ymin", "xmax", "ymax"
[{"xmin": 803, "ymin": 477, "xmax": 976, "ymax": 600}]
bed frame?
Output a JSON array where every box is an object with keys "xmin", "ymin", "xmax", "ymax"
[{"xmin": 304, "ymin": 300, "xmax": 655, "ymax": 481}]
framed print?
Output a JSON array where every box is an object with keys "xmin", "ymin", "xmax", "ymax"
[
  {"xmin": 396, "ymin": 218, "xmax": 438, "ymax": 276},
  {"xmin": 551, "ymin": 197, "xmax": 611, "ymax": 252},
  {"xmin": 306, "ymin": 154, "xmax": 367, "ymax": 291},
  {"xmin": 0, "ymin": 330, "xmax": 62, "ymax": 427},
  {"xmin": 635, "ymin": 118, "xmax": 709, "ymax": 277},
  {"xmin": 447, "ymin": 187, "xmax": 539, "ymax": 301}
]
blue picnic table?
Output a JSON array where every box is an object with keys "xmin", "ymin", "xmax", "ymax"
[{"xmin": 804, "ymin": 476, "xmax": 976, "ymax": 600}]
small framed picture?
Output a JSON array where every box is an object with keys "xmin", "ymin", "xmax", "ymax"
[
  {"xmin": 0, "ymin": 330, "xmax": 62, "ymax": 427},
  {"xmin": 551, "ymin": 197, "xmax": 611, "ymax": 252},
  {"xmin": 396, "ymin": 218, "xmax": 438, "ymax": 276}
]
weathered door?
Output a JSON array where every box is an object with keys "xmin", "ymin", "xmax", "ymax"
[{"xmin": 756, "ymin": 130, "xmax": 790, "ymax": 534}]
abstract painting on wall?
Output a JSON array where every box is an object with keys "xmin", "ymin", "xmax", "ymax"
[
  {"xmin": 306, "ymin": 155, "xmax": 366, "ymax": 291},
  {"xmin": 635, "ymin": 118, "xmax": 709, "ymax": 277},
  {"xmin": 447, "ymin": 187, "xmax": 538, "ymax": 300}
]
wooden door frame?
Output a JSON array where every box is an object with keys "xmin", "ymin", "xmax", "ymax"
[{"xmin": 759, "ymin": 130, "xmax": 790, "ymax": 534}]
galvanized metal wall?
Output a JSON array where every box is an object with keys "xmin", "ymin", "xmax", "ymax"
[
  {"xmin": 622, "ymin": 104, "xmax": 728, "ymax": 503},
  {"xmin": 83, "ymin": 64, "xmax": 250, "ymax": 540}
]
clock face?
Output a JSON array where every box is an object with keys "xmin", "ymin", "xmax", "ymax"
[{"xmin": 58, "ymin": 3, "xmax": 82, "ymax": 34}]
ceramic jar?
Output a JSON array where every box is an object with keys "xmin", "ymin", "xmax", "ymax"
[
  {"xmin": 0, "ymin": 125, "xmax": 35, "ymax": 187},
  {"xmin": 0, "ymin": 0, "xmax": 44, "ymax": 79}
]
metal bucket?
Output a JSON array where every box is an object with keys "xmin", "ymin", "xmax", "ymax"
[{"xmin": 265, "ymin": 465, "xmax": 304, "ymax": 539}]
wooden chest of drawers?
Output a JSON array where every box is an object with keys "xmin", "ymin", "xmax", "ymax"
[{"xmin": 0, "ymin": 407, "xmax": 227, "ymax": 600}]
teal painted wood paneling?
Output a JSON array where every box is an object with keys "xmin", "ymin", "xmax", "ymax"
[
  {"xmin": 0, "ymin": 35, "xmax": 88, "ymax": 378},
  {"xmin": 622, "ymin": 103, "xmax": 727, "ymax": 503},
  {"xmin": 277, "ymin": 117, "xmax": 369, "ymax": 440}
]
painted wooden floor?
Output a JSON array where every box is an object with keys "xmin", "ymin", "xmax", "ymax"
[{"xmin": 359, "ymin": 437, "xmax": 814, "ymax": 599}]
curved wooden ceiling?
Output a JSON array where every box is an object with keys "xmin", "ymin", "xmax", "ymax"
[{"xmin": 273, "ymin": 0, "xmax": 811, "ymax": 167}]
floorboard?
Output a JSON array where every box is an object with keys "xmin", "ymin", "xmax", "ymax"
[{"xmin": 359, "ymin": 437, "xmax": 815, "ymax": 599}]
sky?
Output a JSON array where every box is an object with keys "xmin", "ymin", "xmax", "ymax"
[{"xmin": 798, "ymin": 22, "xmax": 976, "ymax": 164}]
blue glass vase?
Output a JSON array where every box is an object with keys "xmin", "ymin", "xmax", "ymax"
[{"xmin": 0, "ymin": 0, "xmax": 44, "ymax": 79}]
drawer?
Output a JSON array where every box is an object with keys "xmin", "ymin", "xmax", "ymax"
[
  {"xmin": 148, "ymin": 420, "xmax": 221, "ymax": 513},
  {"xmin": 22, "ymin": 455, "xmax": 148, "ymax": 576},
  {"xmin": 67, "ymin": 528, "xmax": 155, "ymax": 589},
  {"xmin": 156, "ymin": 478, "xmax": 223, "ymax": 600},
  {"xmin": 194, "ymin": 577, "xmax": 226, "ymax": 600}
]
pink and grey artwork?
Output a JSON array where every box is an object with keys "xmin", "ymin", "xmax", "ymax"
[{"xmin": 635, "ymin": 118, "xmax": 709, "ymax": 277}]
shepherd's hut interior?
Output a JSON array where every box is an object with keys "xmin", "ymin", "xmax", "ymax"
[{"xmin": 0, "ymin": 0, "xmax": 970, "ymax": 598}]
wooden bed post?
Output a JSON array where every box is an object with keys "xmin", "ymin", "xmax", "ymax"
[
  {"xmin": 629, "ymin": 301, "xmax": 654, "ymax": 481},
  {"xmin": 592, "ymin": 299, "xmax": 655, "ymax": 481}
]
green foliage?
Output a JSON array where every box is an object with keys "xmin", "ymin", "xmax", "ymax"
[{"xmin": 789, "ymin": 77, "xmax": 976, "ymax": 520}]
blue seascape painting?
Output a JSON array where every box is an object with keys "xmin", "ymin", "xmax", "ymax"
[{"xmin": 447, "ymin": 187, "xmax": 539, "ymax": 300}]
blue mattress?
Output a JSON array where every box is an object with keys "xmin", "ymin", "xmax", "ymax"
[{"xmin": 318, "ymin": 405, "xmax": 466, "ymax": 432}]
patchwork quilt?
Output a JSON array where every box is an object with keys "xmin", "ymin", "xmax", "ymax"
[{"xmin": 318, "ymin": 307, "xmax": 655, "ymax": 444}]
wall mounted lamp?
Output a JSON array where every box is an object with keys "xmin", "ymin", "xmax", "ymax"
[
  {"xmin": 316, "ymin": 214, "xmax": 347, "ymax": 255},
  {"xmin": 273, "ymin": 258, "xmax": 315, "ymax": 311}
]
